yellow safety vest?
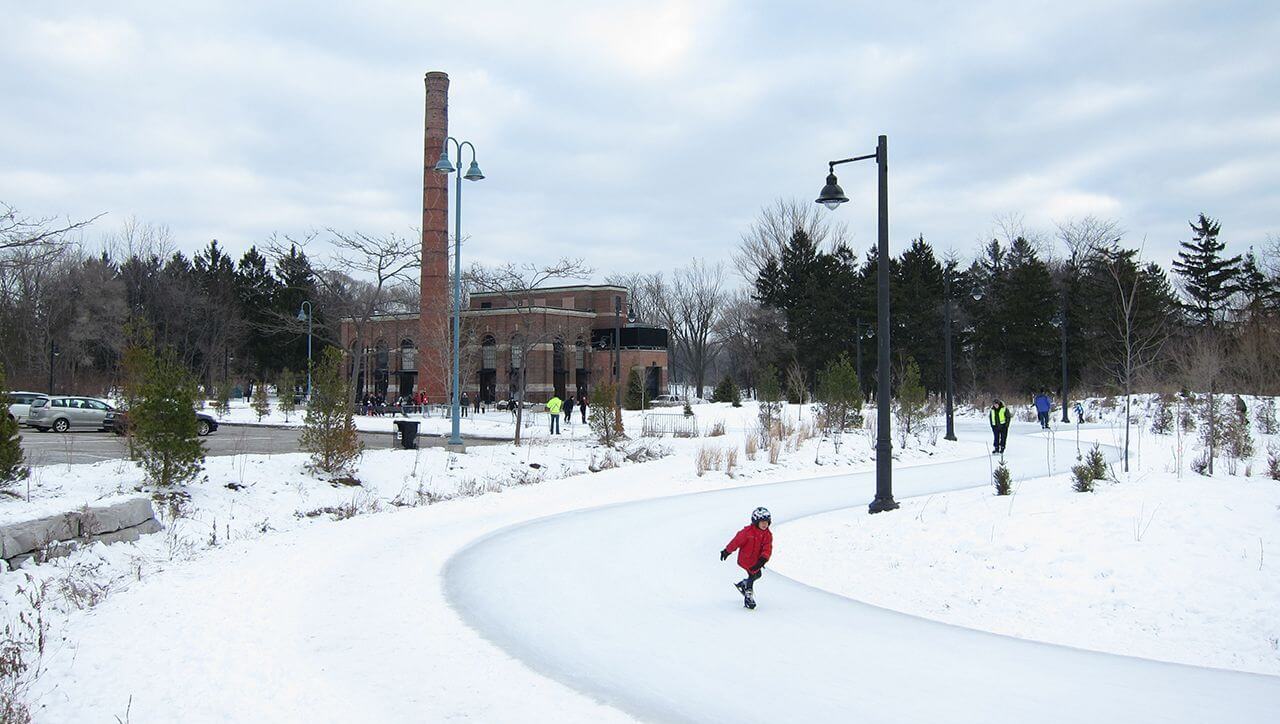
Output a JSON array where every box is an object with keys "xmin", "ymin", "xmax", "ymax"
[
  {"xmin": 989, "ymin": 406, "xmax": 1008, "ymax": 425},
  {"xmin": 547, "ymin": 397, "xmax": 563, "ymax": 414}
]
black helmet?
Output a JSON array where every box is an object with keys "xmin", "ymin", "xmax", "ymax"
[{"xmin": 751, "ymin": 507, "xmax": 772, "ymax": 523}]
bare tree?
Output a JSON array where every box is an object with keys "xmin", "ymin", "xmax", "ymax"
[
  {"xmin": 302, "ymin": 231, "xmax": 421, "ymax": 408},
  {"xmin": 734, "ymin": 198, "xmax": 850, "ymax": 284},
  {"xmin": 603, "ymin": 271, "xmax": 660, "ymax": 323},
  {"xmin": 1096, "ymin": 245, "xmax": 1171, "ymax": 473},
  {"xmin": 1176, "ymin": 330, "xmax": 1227, "ymax": 475},
  {"xmin": 1055, "ymin": 216, "xmax": 1123, "ymax": 264},
  {"xmin": 0, "ymin": 201, "xmax": 101, "ymax": 270},
  {"xmin": 465, "ymin": 258, "xmax": 591, "ymax": 443},
  {"xmin": 649, "ymin": 259, "xmax": 726, "ymax": 399},
  {"xmin": 715, "ymin": 289, "xmax": 790, "ymax": 397}
]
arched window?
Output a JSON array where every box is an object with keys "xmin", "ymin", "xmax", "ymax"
[
  {"xmin": 574, "ymin": 337, "xmax": 586, "ymax": 369},
  {"xmin": 553, "ymin": 339, "xmax": 566, "ymax": 374},
  {"xmin": 400, "ymin": 338, "xmax": 416, "ymax": 370},
  {"xmin": 482, "ymin": 335, "xmax": 497, "ymax": 369},
  {"xmin": 511, "ymin": 335, "xmax": 524, "ymax": 369},
  {"xmin": 375, "ymin": 340, "xmax": 389, "ymax": 371}
]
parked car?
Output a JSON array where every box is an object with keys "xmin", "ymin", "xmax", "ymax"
[
  {"xmin": 26, "ymin": 396, "xmax": 121, "ymax": 432},
  {"xmin": 649, "ymin": 394, "xmax": 684, "ymax": 407},
  {"xmin": 107, "ymin": 410, "xmax": 219, "ymax": 437},
  {"xmin": 3, "ymin": 391, "xmax": 48, "ymax": 424}
]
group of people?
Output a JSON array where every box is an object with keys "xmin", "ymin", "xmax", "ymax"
[
  {"xmin": 988, "ymin": 391, "xmax": 1088, "ymax": 454},
  {"xmin": 544, "ymin": 392, "xmax": 589, "ymax": 434}
]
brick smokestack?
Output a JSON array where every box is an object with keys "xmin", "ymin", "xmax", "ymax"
[{"xmin": 419, "ymin": 71, "xmax": 449, "ymax": 400}]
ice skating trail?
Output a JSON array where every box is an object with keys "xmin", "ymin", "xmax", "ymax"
[{"xmin": 445, "ymin": 421, "xmax": 1280, "ymax": 723}]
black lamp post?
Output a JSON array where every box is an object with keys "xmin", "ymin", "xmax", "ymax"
[
  {"xmin": 816, "ymin": 134, "xmax": 897, "ymax": 514},
  {"xmin": 1058, "ymin": 291, "xmax": 1070, "ymax": 424},
  {"xmin": 47, "ymin": 343, "xmax": 59, "ymax": 394},
  {"xmin": 943, "ymin": 266, "xmax": 957, "ymax": 441}
]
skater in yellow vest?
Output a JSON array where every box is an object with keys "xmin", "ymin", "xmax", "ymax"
[{"xmin": 547, "ymin": 394, "xmax": 564, "ymax": 435}]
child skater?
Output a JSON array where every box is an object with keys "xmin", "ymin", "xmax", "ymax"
[{"xmin": 720, "ymin": 507, "xmax": 773, "ymax": 609}]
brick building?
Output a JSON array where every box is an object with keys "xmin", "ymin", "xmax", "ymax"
[
  {"xmin": 338, "ymin": 72, "xmax": 669, "ymax": 404},
  {"xmin": 339, "ymin": 284, "xmax": 669, "ymax": 404}
]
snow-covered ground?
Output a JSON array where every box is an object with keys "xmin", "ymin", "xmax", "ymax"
[
  {"xmin": 778, "ymin": 399, "xmax": 1280, "ymax": 676},
  {"xmin": 3, "ymin": 396, "xmax": 1277, "ymax": 721}
]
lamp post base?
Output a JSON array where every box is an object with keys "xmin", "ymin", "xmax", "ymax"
[
  {"xmin": 446, "ymin": 442, "xmax": 467, "ymax": 454},
  {"xmin": 944, "ymin": 434, "xmax": 958, "ymax": 441},
  {"xmin": 868, "ymin": 495, "xmax": 899, "ymax": 514}
]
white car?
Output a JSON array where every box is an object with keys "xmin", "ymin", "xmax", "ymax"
[{"xmin": 4, "ymin": 391, "xmax": 49, "ymax": 425}]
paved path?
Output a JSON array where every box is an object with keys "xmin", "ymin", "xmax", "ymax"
[
  {"xmin": 444, "ymin": 421, "xmax": 1280, "ymax": 723},
  {"xmin": 19, "ymin": 424, "xmax": 493, "ymax": 466}
]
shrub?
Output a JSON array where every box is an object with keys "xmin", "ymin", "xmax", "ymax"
[
  {"xmin": 300, "ymin": 348, "xmax": 363, "ymax": 476},
  {"xmin": 0, "ymin": 364, "xmax": 28, "ymax": 488},
  {"xmin": 744, "ymin": 434, "xmax": 758, "ymax": 461},
  {"xmin": 894, "ymin": 357, "xmax": 926, "ymax": 447},
  {"xmin": 682, "ymin": 399, "xmax": 693, "ymax": 417},
  {"xmin": 1150, "ymin": 394, "xmax": 1174, "ymax": 434},
  {"xmin": 708, "ymin": 420, "xmax": 726, "ymax": 437},
  {"xmin": 1071, "ymin": 463, "xmax": 1095, "ymax": 493},
  {"xmin": 1267, "ymin": 443, "xmax": 1280, "ymax": 481},
  {"xmin": 993, "ymin": 461, "xmax": 1012, "ymax": 495},
  {"xmin": 251, "ymin": 380, "xmax": 271, "ymax": 421},
  {"xmin": 590, "ymin": 382, "xmax": 624, "ymax": 446},
  {"xmin": 711, "ymin": 375, "xmax": 738, "ymax": 404},
  {"xmin": 277, "ymin": 368, "xmax": 298, "ymax": 422},
  {"xmin": 1255, "ymin": 398, "xmax": 1278, "ymax": 435},
  {"xmin": 768, "ymin": 438, "xmax": 782, "ymax": 464},
  {"xmin": 131, "ymin": 346, "xmax": 205, "ymax": 487},
  {"xmin": 816, "ymin": 353, "xmax": 862, "ymax": 454},
  {"xmin": 624, "ymin": 369, "xmax": 645, "ymax": 410},
  {"xmin": 1223, "ymin": 395, "xmax": 1255, "ymax": 463},
  {"xmin": 211, "ymin": 382, "xmax": 231, "ymax": 417},
  {"xmin": 695, "ymin": 444, "xmax": 724, "ymax": 476},
  {"xmin": 1085, "ymin": 444, "xmax": 1109, "ymax": 481},
  {"xmin": 1190, "ymin": 452, "xmax": 1210, "ymax": 476},
  {"xmin": 757, "ymin": 365, "xmax": 782, "ymax": 445}
]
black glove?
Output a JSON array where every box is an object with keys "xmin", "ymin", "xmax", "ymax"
[
  {"xmin": 720, "ymin": 549, "xmax": 730, "ymax": 561},
  {"xmin": 755, "ymin": 557, "xmax": 768, "ymax": 570}
]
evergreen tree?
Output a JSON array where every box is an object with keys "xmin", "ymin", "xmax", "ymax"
[
  {"xmin": 236, "ymin": 247, "xmax": 283, "ymax": 377},
  {"xmin": 816, "ymin": 353, "xmax": 862, "ymax": 453},
  {"xmin": 132, "ymin": 346, "xmax": 205, "ymax": 487},
  {"xmin": 589, "ymin": 382, "xmax": 623, "ymax": 446},
  {"xmin": 894, "ymin": 357, "xmax": 927, "ymax": 444},
  {"xmin": 756, "ymin": 364, "xmax": 783, "ymax": 442},
  {"xmin": 274, "ymin": 244, "xmax": 319, "ymax": 374},
  {"xmin": 300, "ymin": 348, "xmax": 363, "ymax": 476},
  {"xmin": 711, "ymin": 374, "xmax": 739, "ymax": 404},
  {"xmin": 0, "ymin": 364, "xmax": 29, "ymax": 488},
  {"xmin": 624, "ymin": 368, "xmax": 645, "ymax": 410},
  {"xmin": 1172, "ymin": 213, "xmax": 1241, "ymax": 327},
  {"xmin": 892, "ymin": 237, "xmax": 945, "ymax": 392},
  {"xmin": 1001, "ymin": 237, "xmax": 1058, "ymax": 390},
  {"xmin": 277, "ymin": 368, "xmax": 298, "ymax": 422},
  {"xmin": 251, "ymin": 379, "xmax": 272, "ymax": 421}
]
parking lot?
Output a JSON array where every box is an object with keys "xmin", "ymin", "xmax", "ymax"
[{"xmin": 18, "ymin": 423, "xmax": 493, "ymax": 466}]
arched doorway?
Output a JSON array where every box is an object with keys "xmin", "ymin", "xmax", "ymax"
[
  {"xmin": 553, "ymin": 338, "xmax": 567, "ymax": 399},
  {"xmin": 398, "ymin": 338, "xmax": 417, "ymax": 398},
  {"xmin": 480, "ymin": 335, "xmax": 497, "ymax": 403}
]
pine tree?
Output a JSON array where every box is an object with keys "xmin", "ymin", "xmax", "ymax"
[
  {"xmin": 1001, "ymin": 238, "xmax": 1058, "ymax": 390},
  {"xmin": 300, "ymin": 348, "xmax": 363, "ymax": 476},
  {"xmin": 1171, "ymin": 213, "xmax": 1241, "ymax": 327},
  {"xmin": 816, "ymin": 353, "xmax": 861, "ymax": 452},
  {"xmin": 756, "ymin": 364, "xmax": 782, "ymax": 442},
  {"xmin": 894, "ymin": 357, "xmax": 927, "ymax": 445},
  {"xmin": 624, "ymin": 369, "xmax": 645, "ymax": 410},
  {"xmin": 132, "ymin": 346, "xmax": 205, "ymax": 487},
  {"xmin": 277, "ymin": 368, "xmax": 298, "ymax": 422},
  {"xmin": 0, "ymin": 364, "xmax": 29, "ymax": 488},
  {"xmin": 589, "ymin": 383, "xmax": 623, "ymax": 446},
  {"xmin": 251, "ymin": 379, "xmax": 271, "ymax": 421},
  {"xmin": 892, "ymin": 237, "xmax": 945, "ymax": 392},
  {"xmin": 711, "ymin": 375, "xmax": 737, "ymax": 403}
]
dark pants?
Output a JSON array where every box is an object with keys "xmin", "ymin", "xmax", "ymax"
[
  {"xmin": 740, "ymin": 569, "xmax": 763, "ymax": 590},
  {"xmin": 992, "ymin": 424, "xmax": 1009, "ymax": 451},
  {"xmin": 550, "ymin": 414, "xmax": 560, "ymax": 434},
  {"xmin": 580, "ymin": 407, "xmax": 587, "ymax": 423},
  {"xmin": 461, "ymin": 403, "xmax": 468, "ymax": 417},
  {"xmin": 1037, "ymin": 410, "xmax": 1049, "ymax": 428}
]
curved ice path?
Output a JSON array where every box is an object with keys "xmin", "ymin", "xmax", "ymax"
[{"xmin": 444, "ymin": 421, "xmax": 1280, "ymax": 723}]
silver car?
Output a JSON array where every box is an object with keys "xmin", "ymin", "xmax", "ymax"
[
  {"xmin": 4, "ymin": 391, "xmax": 48, "ymax": 424},
  {"xmin": 26, "ymin": 396, "xmax": 120, "ymax": 433}
]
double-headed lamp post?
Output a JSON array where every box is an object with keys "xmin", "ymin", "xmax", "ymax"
[
  {"xmin": 433, "ymin": 137, "xmax": 485, "ymax": 447},
  {"xmin": 297, "ymin": 301, "xmax": 313, "ymax": 399},
  {"xmin": 816, "ymin": 134, "xmax": 898, "ymax": 514}
]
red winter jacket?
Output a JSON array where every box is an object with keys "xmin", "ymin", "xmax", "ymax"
[{"xmin": 725, "ymin": 524, "xmax": 773, "ymax": 573}]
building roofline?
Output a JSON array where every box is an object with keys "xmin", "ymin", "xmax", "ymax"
[{"xmin": 470, "ymin": 283, "xmax": 627, "ymax": 297}]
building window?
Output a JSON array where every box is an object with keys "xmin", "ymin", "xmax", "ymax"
[
  {"xmin": 574, "ymin": 338, "xmax": 585, "ymax": 368},
  {"xmin": 562, "ymin": 296, "xmax": 574, "ymax": 309},
  {"xmin": 511, "ymin": 337, "xmax": 523, "ymax": 369},
  {"xmin": 482, "ymin": 336, "xmax": 497, "ymax": 369},
  {"xmin": 375, "ymin": 340, "xmax": 388, "ymax": 371},
  {"xmin": 480, "ymin": 301, "xmax": 491, "ymax": 309},
  {"xmin": 400, "ymin": 338, "xmax": 416, "ymax": 370}
]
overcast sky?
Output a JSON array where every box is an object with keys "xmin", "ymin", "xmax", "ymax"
[{"xmin": 3, "ymin": 1, "xmax": 1277, "ymax": 283}]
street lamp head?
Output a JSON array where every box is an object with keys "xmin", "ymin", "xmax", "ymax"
[
  {"xmin": 463, "ymin": 160, "xmax": 485, "ymax": 181},
  {"xmin": 815, "ymin": 171, "xmax": 849, "ymax": 210},
  {"xmin": 433, "ymin": 150, "xmax": 456, "ymax": 174},
  {"xmin": 971, "ymin": 290, "xmax": 984, "ymax": 302},
  {"xmin": 296, "ymin": 307, "xmax": 307, "ymax": 321}
]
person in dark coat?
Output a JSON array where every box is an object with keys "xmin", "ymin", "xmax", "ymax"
[
  {"xmin": 564, "ymin": 395, "xmax": 575, "ymax": 423},
  {"xmin": 578, "ymin": 393, "xmax": 588, "ymax": 423},
  {"xmin": 990, "ymin": 399, "xmax": 1010, "ymax": 453}
]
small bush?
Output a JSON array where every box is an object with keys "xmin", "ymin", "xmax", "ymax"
[
  {"xmin": 277, "ymin": 368, "xmax": 298, "ymax": 422},
  {"xmin": 993, "ymin": 462, "xmax": 1012, "ymax": 496},
  {"xmin": 711, "ymin": 375, "xmax": 740, "ymax": 405},
  {"xmin": 683, "ymin": 400, "xmax": 693, "ymax": 417},
  {"xmin": 0, "ymin": 363, "xmax": 29, "ymax": 488},
  {"xmin": 708, "ymin": 420, "xmax": 726, "ymax": 437},
  {"xmin": 1256, "ymin": 398, "xmax": 1278, "ymax": 435},
  {"xmin": 744, "ymin": 434, "xmax": 758, "ymax": 461},
  {"xmin": 1265, "ymin": 442, "xmax": 1280, "ymax": 481},
  {"xmin": 725, "ymin": 447, "xmax": 738, "ymax": 477},
  {"xmin": 300, "ymin": 348, "xmax": 363, "ymax": 476},
  {"xmin": 768, "ymin": 438, "xmax": 782, "ymax": 464},
  {"xmin": 695, "ymin": 444, "xmax": 725, "ymax": 476},
  {"xmin": 1071, "ymin": 464, "xmax": 1095, "ymax": 493},
  {"xmin": 251, "ymin": 380, "xmax": 271, "ymax": 421},
  {"xmin": 624, "ymin": 369, "xmax": 645, "ymax": 410},
  {"xmin": 590, "ymin": 382, "xmax": 625, "ymax": 446},
  {"xmin": 1190, "ymin": 452, "xmax": 1210, "ymax": 476},
  {"xmin": 1085, "ymin": 444, "xmax": 1109, "ymax": 481},
  {"xmin": 1150, "ymin": 394, "xmax": 1174, "ymax": 434},
  {"xmin": 1224, "ymin": 396, "xmax": 1255, "ymax": 463},
  {"xmin": 131, "ymin": 346, "xmax": 206, "ymax": 487}
]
